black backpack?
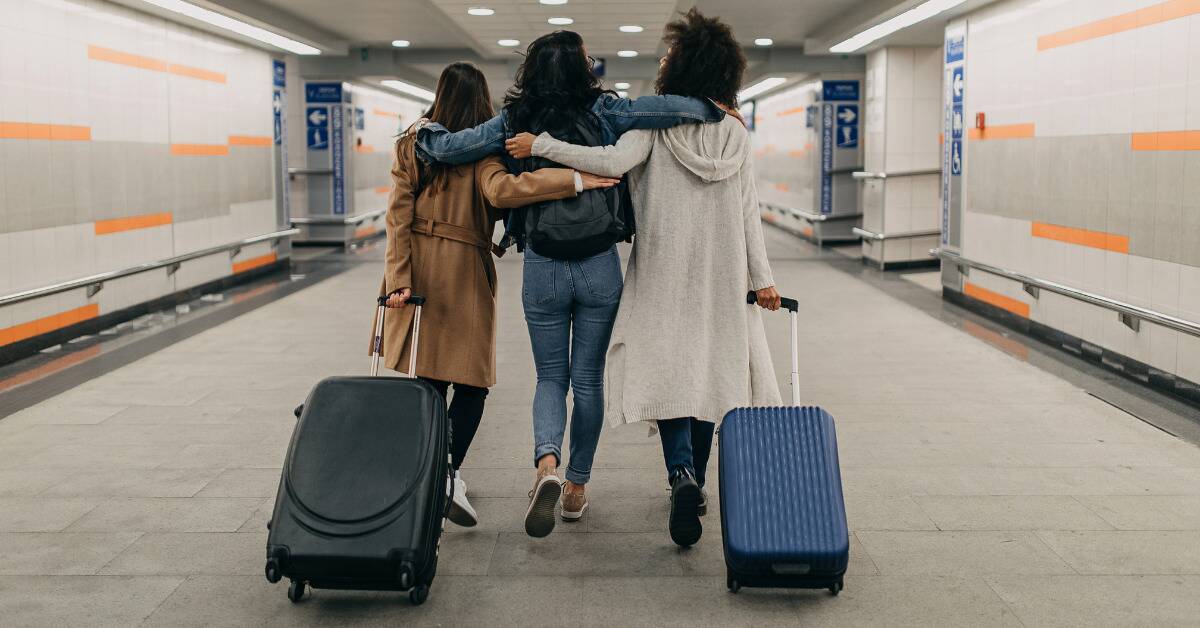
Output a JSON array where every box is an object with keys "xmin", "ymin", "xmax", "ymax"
[{"xmin": 503, "ymin": 112, "xmax": 635, "ymax": 260}]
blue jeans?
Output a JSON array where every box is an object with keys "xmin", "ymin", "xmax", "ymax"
[
  {"xmin": 522, "ymin": 246, "xmax": 622, "ymax": 485},
  {"xmin": 658, "ymin": 417, "xmax": 716, "ymax": 488}
]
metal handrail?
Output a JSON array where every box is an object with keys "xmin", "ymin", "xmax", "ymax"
[
  {"xmin": 932, "ymin": 248, "xmax": 1200, "ymax": 338},
  {"xmin": 290, "ymin": 209, "xmax": 385, "ymax": 226},
  {"xmin": 287, "ymin": 167, "xmax": 333, "ymax": 176},
  {"xmin": 0, "ymin": 228, "xmax": 299, "ymax": 308},
  {"xmin": 852, "ymin": 168, "xmax": 941, "ymax": 180},
  {"xmin": 853, "ymin": 227, "xmax": 941, "ymax": 241}
]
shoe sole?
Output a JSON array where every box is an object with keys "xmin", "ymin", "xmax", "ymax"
[
  {"xmin": 560, "ymin": 501, "xmax": 588, "ymax": 522},
  {"xmin": 447, "ymin": 499, "xmax": 478, "ymax": 527},
  {"xmin": 669, "ymin": 480, "xmax": 703, "ymax": 547},
  {"xmin": 524, "ymin": 476, "xmax": 562, "ymax": 538}
]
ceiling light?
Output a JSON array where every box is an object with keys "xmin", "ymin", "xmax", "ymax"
[
  {"xmin": 391, "ymin": 39, "xmax": 410, "ymax": 48},
  {"xmin": 737, "ymin": 76, "xmax": 786, "ymax": 101},
  {"xmin": 137, "ymin": 0, "xmax": 320, "ymax": 54},
  {"xmin": 614, "ymin": 81, "xmax": 630, "ymax": 89},
  {"xmin": 381, "ymin": 79, "xmax": 435, "ymax": 102},
  {"xmin": 497, "ymin": 39, "xmax": 520, "ymax": 47},
  {"xmin": 539, "ymin": 0, "xmax": 568, "ymax": 4},
  {"xmin": 830, "ymin": 0, "xmax": 967, "ymax": 53},
  {"xmin": 755, "ymin": 38, "xmax": 773, "ymax": 46},
  {"xmin": 548, "ymin": 17, "xmax": 573, "ymax": 25},
  {"xmin": 617, "ymin": 50, "xmax": 637, "ymax": 57},
  {"xmin": 619, "ymin": 25, "xmax": 643, "ymax": 33},
  {"xmin": 467, "ymin": 7, "xmax": 494, "ymax": 16},
  {"xmin": 617, "ymin": 90, "xmax": 628, "ymax": 98}
]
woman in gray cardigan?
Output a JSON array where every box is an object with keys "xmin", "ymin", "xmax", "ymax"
[{"xmin": 506, "ymin": 8, "xmax": 782, "ymax": 547}]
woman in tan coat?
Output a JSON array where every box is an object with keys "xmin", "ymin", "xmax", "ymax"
[{"xmin": 378, "ymin": 62, "xmax": 618, "ymax": 528}]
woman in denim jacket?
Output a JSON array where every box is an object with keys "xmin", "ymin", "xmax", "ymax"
[{"xmin": 414, "ymin": 30, "xmax": 724, "ymax": 539}]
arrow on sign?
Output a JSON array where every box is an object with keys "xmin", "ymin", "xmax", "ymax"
[
  {"xmin": 837, "ymin": 108, "xmax": 857, "ymax": 124},
  {"xmin": 953, "ymin": 72, "xmax": 964, "ymax": 99},
  {"xmin": 308, "ymin": 109, "xmax": 327, "ymax": 126}
]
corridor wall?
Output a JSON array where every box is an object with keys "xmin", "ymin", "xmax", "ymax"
[
  {"xmin": 945, "ymin": 0, "xmax": 1200, "ymax": 396},
  {"xmin": 0, "ymin": 0, "xmax": 286, "ymax": 355}
]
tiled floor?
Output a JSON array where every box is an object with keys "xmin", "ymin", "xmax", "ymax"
[{"xmin": 1, "ymin": 230, "xmax": 1199, "ymax": 626}]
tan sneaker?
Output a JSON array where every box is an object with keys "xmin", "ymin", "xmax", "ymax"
[
  {"xmin": 524, "ymin": 465, "xmax": 562, "ymax": 538},
  {"xmin": 560, "ymin": 481, "xmax": 588, "ymax": 522}
]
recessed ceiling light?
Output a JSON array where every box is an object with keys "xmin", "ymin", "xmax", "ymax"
[
  {"xmin": 755, "ymin": 38, "xmax": 773, "ymax": 46},
  {"xmin": 737, "ymin": 76, "xmax": 786, "ymax": 101},
  {"xmin": 830, "ymin": 0, "xmax": 967, "ymax": 53},
  {"xmin": 619, "ymin": 25, "xmax": 643, "ymax": 33},
  {"xmin": 614, "ymin": 81, "xmax": 630, "ymax": 89},
  {"xmin": 617, "ymin": 90, "xmax": 628, "ymax": 98},
  {"xmin": 391, "ymin": 39, "xmax": 410, "ymax": 48},
  {"xmin": 497, "ymin": 39, "xmax": 520, "ymax": 47},
  {"xmin": 548, "ymin": 17, "xmax": 573, "ymax": 25},
  {"xmin": 617, "ymin": 50, "xmax": 637, "ymax": 57},
  {"xmin": 467, "ymin": 7, "xmax": 494, "ymax": 16},
  {"xmin": 539, "ymin": 0, "xmax": 567, "ymax": 4}
]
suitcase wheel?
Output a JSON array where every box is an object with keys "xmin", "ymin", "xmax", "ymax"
[
  {"xmin": 829, "ymin": 579, "xmax": 843, "ymax": 596},
  {"xmin": 287, "ymin": 579, "xmax": 307, "ymax": 603},
  {"xmin": 726, "ymin": 574, "xmax": 740, "ymax": 594},
  {"xmin": 264, "ymin": 560, "xmax": 281, "ymax": 584},
  {"xmin": 409, "ymin": 583, "xmax": 429, "ymax": 606}
]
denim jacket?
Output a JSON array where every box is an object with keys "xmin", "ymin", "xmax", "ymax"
[{"xmin": 414, "ymin": 93, "xmax": 725, "ymax": 165}]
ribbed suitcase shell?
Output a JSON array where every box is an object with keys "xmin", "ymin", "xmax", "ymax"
[{"xmin": 719, "ymin": 405, "xmax": 849, "ymax": 591}]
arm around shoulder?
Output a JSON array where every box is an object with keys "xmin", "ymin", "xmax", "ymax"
[
  {"xmin": 475, "ymin": 156, "xmax": 577, "ymax": 209},
  {"xmin": 532, "ymin": 129, "xmax": 653, "ymax": 178}
]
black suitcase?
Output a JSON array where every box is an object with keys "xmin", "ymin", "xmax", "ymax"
[{"xmin": 265, "ymin": 295, "xmax": 450, "ymax": 606}]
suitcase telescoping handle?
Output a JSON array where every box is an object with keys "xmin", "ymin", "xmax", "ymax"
[
  {"xmin": 746, "ymin": 291, "xmax": 801, "ymax": 405},
  {"xmin": 371, "ymin": 294, "xmax": 427, "ymax": 377}
]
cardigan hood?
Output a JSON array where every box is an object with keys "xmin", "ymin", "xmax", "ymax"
[{"xmin": 659, "ymin": 116, "xmax": 750, "ymax": 183}]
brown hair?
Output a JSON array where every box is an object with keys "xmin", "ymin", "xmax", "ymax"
[
  {"xmin": 655, "ymin": 8, "xmax": 746, "ymax": 108},
  {"xmin": 422, "ymin": 62, "xmax": 496, "ymax": 195}
]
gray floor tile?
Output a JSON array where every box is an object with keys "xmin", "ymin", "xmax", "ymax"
[
  {"xmin": 1076, "ymin": 495, "xmax": 1200, "ymax": 530},
  {"xmin": 437, "ymin": 531, "xmax": 499, "ymax": 576},
  {"xmin": 195, "ymin": 468, "xmax": 282, "ymax": 498},
  {"xmin": 0, "ymin": 497, "xmax": 102, "ymax": 532},
  {"xmin": 0, "ymin": 468, "xmax": 76, "ymax": 497},
  {"xmin": 487, "ymin": 531, "xmax": 683, "ymax": 577},
  {"xmin": 1035, "ymin": 530, "xmax": 1200, "ymax": 575},
  {"xmin": 0, "ymin": 532, "xmax": 141, "ymax": 575},
  {"xmin": 845, "ymin": 494, "xmax": 938, "ymax": 531},
  {"xmin": 67, "ymin": 497, "xmax": 263, "ymax": 533},
  {"xmin": 40, "ymin": 468, "xmax": 223, "ymax": 498},
  {"xmin": 913, "ymin": 495, "xmax": 1116, "ymax": 530},
  {"xmin": 856, "ymin": 530, "xmax": 1075, "ymax": 576},
  {"xmin": 987, "ymin": 575, "xmax": 1200, "ymax": 628},
  {"xmin": 99, "ymin": 532, "xmax": 267, "ymax": 576},
  {"xmin": 0, "ymin": 575, "xmax": 183, "ymax": 627}
]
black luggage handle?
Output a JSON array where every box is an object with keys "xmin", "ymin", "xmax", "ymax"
[
  {"xmin": 745, "ymin": 291, "xmax": 799, "ymax": 312},
  {"xmin": 371, "ymin": 294, "xmax": 426, "ymax": 377}
]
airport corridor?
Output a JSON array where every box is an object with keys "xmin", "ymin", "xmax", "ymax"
[{"xmin": 2, "ymin": 229, "xmax": 1199, "ymax": 627}]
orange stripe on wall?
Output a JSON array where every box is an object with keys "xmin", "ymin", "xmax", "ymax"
[
  {"xmin": 94, "ymin": 212, "xmax": 173, "ymax": 235},
  {"xmin": 355, "ymin": 226, "xmax": 380, "ymax": 239},
  {"xmin": 1130, "ymin": 130, "xmax": 1200, "ymax": 151},
  {"xmin": 233, "ymin": 252, "xmax": 278, "ymax": 274},
  {"xmin": 168, "ymin": 63, "xmax": 225, "ymax": 83},
  {"xmin": 374, "ymin": 109, "xmax": 399, "ymax": 117},
  {"xmin": 1031, "ymin": 222, "xmax": 1130, "ymax": 253},
  {"xmin": 171, "ymin": 144, "xmax": 229, "ymax": 156},
  {"xmin": 0, "ymin": 305, "xmax": 100, "ymax": 347},
  {"xmin": 0, "ymin": 344, "xmax": 101, "ymax": 393},
  {"xmin": 355, "ymin": 144, "xmax": 376, "ymax": 153},
  {"xmin": 1037, "ymin": 0, "xmax": 1200, "ymax": 51},
  {"xmin": 964, "ymin": 282, "xmax": 1030, "ymax": 318},
  {"xmin": 228, "ymin": 135, "xmax": 272, "ymax": 147},
  {"xmin": 777, "ymin": 107, "xmax": 807, "ymax": 117},
  {"xmin": 375, "ymin": 186, "xmax": 391, "ymax": 194},
  {"xmin": 88, "ymin": 45, "xmax": 167, "ymax": 71},
  {"xmin": 967, "ymin": 123, "xmax": 1036, "ymax": 140},
  {"xmin": 0, "ymin": 122, "xmax": 91, "ymax": 141}
]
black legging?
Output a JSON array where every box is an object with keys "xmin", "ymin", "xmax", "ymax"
[{"xmin": 421, "ymin": 378, "xmax": 488, "ymax": 470}]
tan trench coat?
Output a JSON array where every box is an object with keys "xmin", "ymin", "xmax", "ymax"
[{"xmin": 373, "ymin": 134, "xmax": 576, "ymax": 388}]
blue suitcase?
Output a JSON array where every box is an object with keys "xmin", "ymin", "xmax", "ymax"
[{"xmin": 718, "ymin": 293, "xmax": 849, "ymax": 595}]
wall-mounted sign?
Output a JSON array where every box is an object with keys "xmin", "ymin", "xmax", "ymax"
[
  {"xmin": 305, "ymin": 82, "xmax": 343, "ymax": 103},
  {"xmin": 822, "ymin": 80, "xmax": 860, "ymax": 102}
]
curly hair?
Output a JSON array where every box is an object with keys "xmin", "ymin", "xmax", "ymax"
[
  {"xmin": 504, "ymin": 30, "xmax": 608, "ymax": 133},
  {"xmin": 655, "ymin": 8, "xmax": 746, "ymax": 108}
]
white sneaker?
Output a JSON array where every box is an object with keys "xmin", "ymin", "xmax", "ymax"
[{"xmin": 447, "ymin": 470, "xmax": 478, "ymax": 527}]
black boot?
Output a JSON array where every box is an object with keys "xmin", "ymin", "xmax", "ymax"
[{"xmin": 668, "ymin": 467, "xmax": 703, "ymax": 547}]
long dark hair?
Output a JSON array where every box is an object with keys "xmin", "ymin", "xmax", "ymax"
[
  {"xmin": 655, "ymin": 8, "xmax": 746, "ymax": 108},
  {"xmin": 422, "ymin": 62, "xmax": 495, "ymax": 194},
  {"xmin": 504, "ymin": 30, "xmax": 607, "ymax": 133}
]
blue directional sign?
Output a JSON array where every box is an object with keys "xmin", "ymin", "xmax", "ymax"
[
  {"xmin": 951, "ymin": 67, "xmax": 964, "ymax": 103},
  {"xmin": 306, "ymin": 107, "xmax": 328, "ymax": 128},
  {"xmin": 306, "ymin": 127, "xmax": 327, "ymax": 149},
  {"xmin": 835, "ymin": 104, "xmax": 858, "ymax": 126},
  {"xmin": 305, "ymin": 82, "xmax": 343, "ymax": 103},
  {"xmin": 951, "ymin": 139, "xmax": 962, "ymax": 176},
  {"xmin": 273, "ymin": 92, "xmax": 282, "ymax": 145},
  {"xmin": 951, "ymin": 103, "xmax": 963, "ymax": 139},
  {"xmin": 272, "ymin": 59, "xmax": 286, "ymax": 88},
  {"xmin": 822, "ymin": 80, "xmax": 860, "ymax": 102},
  {"xmin": 354, "ymin": 107, "xmax": 365, "ymax": 130},
  {"xmin": 837, "ymin": 125, "xmax": 859, "ymax": 149},
  {"xmin": 946, "ymin": 34, "xmax": 965, "ymax": 63}
]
